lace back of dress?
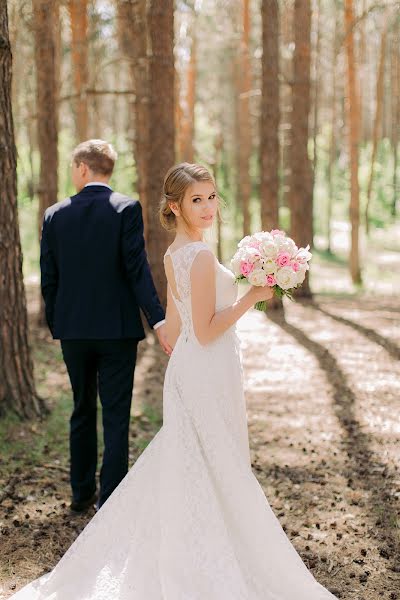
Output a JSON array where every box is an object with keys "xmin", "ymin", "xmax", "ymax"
[{"xmin": 165, "ymin": 242, "xmax": 209, "ymax": 341}]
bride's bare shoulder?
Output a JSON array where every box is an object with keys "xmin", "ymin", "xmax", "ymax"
[
  {"xmin": 167, "ymin": 240, "xmax": 209, "ymax": 253},
  {"xmin": 191, "ymin": 246, "xmax": 215, "ymax": 276}
]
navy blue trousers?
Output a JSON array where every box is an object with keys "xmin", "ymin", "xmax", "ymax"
[{"xmin": 60, "ymin": 339, "xmax": 138, "ymax": 508}]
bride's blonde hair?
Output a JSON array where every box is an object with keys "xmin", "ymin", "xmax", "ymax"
[{"xmin": 160, "ymin": 162, "xmax": 219, "ymax": 231}]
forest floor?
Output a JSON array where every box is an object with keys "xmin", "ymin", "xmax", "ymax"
[{"xmin": 1, "ymin": 278, "xmax": 399, "ymax": 598}]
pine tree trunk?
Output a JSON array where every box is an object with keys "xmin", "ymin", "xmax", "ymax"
[
  {"xmin": 288, "ymin": 0, "xmax": 313, "ymax": 298},
  {"xmin": 237, "ymin": 0, "xmax": 252, "ymax": 237},
  {"xmin": 175, "ymin": 63, "xmax": 184, "ymax": 161},
  {"xmin": 260, "ymin": 0, "xmax": 279, "ymax": 232},
  {"xmin": 327, "ymin": 5, "xmax": 338, "ymax": 254},
  {"xmin": 68, "ymin": 0, "xmax": 89, "ymax": 141},
  {"xmin": 344, "ymin": 0, "xmax": 362, "ymax": 284},
  {"xmin": 358, "ymin": 0, "xmax": 367, "ymax": 143},
  {"xmin": 181, "ymin": 33, "xmax": 196, "ymax": 163},
  {"xmin": 117, "ymin": 0, "xmax": 174, "ymax": 306},
  {"xmin": 0, "ymin": 3, "xmax": 44, "ymax": 419},
  {"xmin": 213, "ymin": 132, "xmax": 223, "ymax": 263},
  {"xmin": 391, "ymin": 24, "xmax": 400, "ymax": 218},
  {"xmin": 33, "ymin": 0, "xmax": 59, "ymax": 323},
  {"xmin": 33, "ymin": 0, "xmax": 59, "ymax": 227},
  {"xmin": 260, "ymin": 0, "xmax": 281, "ymax": 311},
  {"xmin": 280, "ymin": 1, "xmax": 293, "ymax": 211},
  {"xmin": 147, "ymin": 0, "xmax": 174, "ymax": 307},
  {"xmin": 116, "ymin": 0, "xmax": 150, "ymax": 237},
  {"xmin": 312, "ymin": 0, "xmax": 321, "ymax": 183},
  {"xmin": 365, "ymin": 14, "xmax": 389, "ymax": 235}
]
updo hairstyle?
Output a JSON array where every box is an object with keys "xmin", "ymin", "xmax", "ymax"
[{"xmin": 159, "ymin": 162, "xmax": 218, "ymax": 231}]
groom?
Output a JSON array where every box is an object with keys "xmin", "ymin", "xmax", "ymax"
[{"xmin": 40, "ymin": 139, "xmax": 171, "ymax": 512}]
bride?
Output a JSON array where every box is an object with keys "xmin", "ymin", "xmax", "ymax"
[{"xmin": 10, "ymin": 163, "xmax": 337, "ymax": 599}]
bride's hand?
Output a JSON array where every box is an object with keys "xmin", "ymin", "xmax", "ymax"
[
  {"xmin": 248, "ymin": 284, "xmax": 275, "ymax": 303},
  {"xmin": 155, "ymin": 324, "xmax": 173, "ymax": 356}
]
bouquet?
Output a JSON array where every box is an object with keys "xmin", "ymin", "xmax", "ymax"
[{"xmin": 231, "ymin": 229, "xmax": 312, "ymax": 311}]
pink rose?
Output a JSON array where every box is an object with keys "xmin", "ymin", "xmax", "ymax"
[
  {"xmin": 271, "ymin": 229, "xmax": 286, "ymax": 237},
  {"xmin": 266, "ymin": 274, "xmax": 276, "ymax": 287},
  {"xmin": 276, "ymin": 252, "xmax": 291, "ymax": 267},
  {"xmin": 290, "ymin": 260, "xmax": 300, "ymax": 272},
  {"xmin": 240, "ymin": 261, "xmax": 255, "ymax": 277}
]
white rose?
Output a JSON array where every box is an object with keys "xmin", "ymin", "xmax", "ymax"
[
  {"xmin": 238, "ymin": 235, "xmax": 252, "ymax": 249},
  {"xmin": 262, "ymin": 257, "xmax": 277, "ymax": 274},
  {"xmin": 260, "ymin": 239, "xmax": 278, "ymax": 259},
  {"xmin": 295, "ymin": 264, "xmax": 308, "ymax": 285},
  {"xmin": 231, "ymin": 254, "xmax": 243, "ymax": 276},
  {"xmin": 241, "ymin": 246, "xmax": 261, "ymax": 264},
  {"xmin": 248, "ymin": 268, "xmax": 267, "ymax": 287},
  {"xmin": 254, "ymin": 231, "xmax": 272, "ymax": 243},
  {"xmin": 231, "ymin": 246, "xmax": 250, "ymax": 274},
  {"xmin": 275, "ymin": 266, "xmax": 298, "ymax": 290},
  {"xmin": 272, "ymin": 234, "xmax": 286, "ymax": 247},
  {"xmin": 295, "ymin": 270, "xmax": 306, "ymax": 285},
  {"xmin": 275, "ymin": 236, "xmax": 297, "ymax": 256},
  {"xmin": 296, "ymin": 245, "xmax": 312, "ymax": 264}
]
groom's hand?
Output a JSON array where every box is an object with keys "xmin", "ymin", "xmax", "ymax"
[{"xmin": 155, "ymin": 324, "xmax": 173, "ymax": 356}]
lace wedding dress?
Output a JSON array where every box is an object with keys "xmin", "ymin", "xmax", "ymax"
[{"xmin": 10, "ymin": 241, "xmax": 337, "ymax": 600}]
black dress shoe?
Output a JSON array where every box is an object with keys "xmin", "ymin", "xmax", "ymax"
[{"xmin": 70, "ymin": 492, "xmax": 98, "ymax": 513}]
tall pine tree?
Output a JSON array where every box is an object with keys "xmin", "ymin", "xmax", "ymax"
[{"xmin": 0, "ymin": 2, "xmax": 43, "ymax": 418}]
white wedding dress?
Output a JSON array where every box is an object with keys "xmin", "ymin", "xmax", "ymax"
[{"xmin": 10, "ymin": 241, "xmax": 337, "ymax": 600}]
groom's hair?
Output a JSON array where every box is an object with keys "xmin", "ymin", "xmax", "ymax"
[{"xmin": 71, "ymin": 139, "xmax": 118, "ymax": 176}]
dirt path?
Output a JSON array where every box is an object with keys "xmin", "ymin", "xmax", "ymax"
[
  {"xmin": 239, "ymin": 296, "xmax": 400, "ymax": 599},
  {"xmin": 1, "ymin": 294, "xmax": 399, "ymax": 599}
]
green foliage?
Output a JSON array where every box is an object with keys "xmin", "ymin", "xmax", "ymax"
[
  {"xmin": 314, "ymin": 126, "xmax": 398, "ymax": 240},
  {"xmin": 359, "ymin": 138, "xmax": 398, "ymax": 229},
  {"xmin": 141, "ymin": 404, "xmax": 162, "ymax": 427},
  {"xmin": 0, "ymin": 353, "xmax": 160, "ymax": 478},
  {"xmin": 0, "ymin": 392, "xmax": 70, "ymax": 478},
  {"xmin": 18, "ymin": 195, "xmax": 39, "ymax": 279},
  {"xmin": 279, "ymin": 206, "xmax": 290, "ymax": 233},
  {"xmin": 14, "ymin": 104, "xmax": 399, "ymax": 294}
]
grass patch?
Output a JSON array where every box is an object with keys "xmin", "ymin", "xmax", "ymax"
[
  {"xmin": 0, "ymin": 393, "xmax": 70, "ymax": 479},
  {"xmin": 313, "ymin": 247, "xmax": 348, "ymax": 266}
]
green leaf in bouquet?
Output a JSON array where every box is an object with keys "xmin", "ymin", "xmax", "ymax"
[{"xmin": 235, "ymin": 275, "xmax": 246, "ymax": 284}]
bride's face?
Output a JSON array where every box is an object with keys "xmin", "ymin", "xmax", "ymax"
[{"xmin": 176, "ymin": 181, "xmax": 217, "ymax": 231}]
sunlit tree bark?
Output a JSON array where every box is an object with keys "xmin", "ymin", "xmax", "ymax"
[
  {"xmin": 344, "ymin": 0, "xmax": 362, "ymax": 284},
  {"xmin": 0, "ymin": 2, "xmax": 44, "ymax": 418},
  {"xmin": 288, "ymin": 0, "xmax": 313, "ymax": 297},
  {"xmin": 260, "ymin": 0, "xmax": 279, "ymax": 232},
  {"xmin": 33, "ymin": 0, "xmax": 59, "ymax": 323},
  {"xmin": 237, "ymin": 0, "xmax": 252, "ymax": 236},
  {"xmin": 68, "ymin": 0, "xmax": 89, "ymax": 141}
]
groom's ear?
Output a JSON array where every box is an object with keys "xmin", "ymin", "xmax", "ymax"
[{"xmin": 79, "ymin": 162, "xmax": 89, "ymax": 177}]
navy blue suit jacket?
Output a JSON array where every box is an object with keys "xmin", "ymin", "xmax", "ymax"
[{"xmin": 40, "ymin": 185, "xmax": 165, "ymax": 340}]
